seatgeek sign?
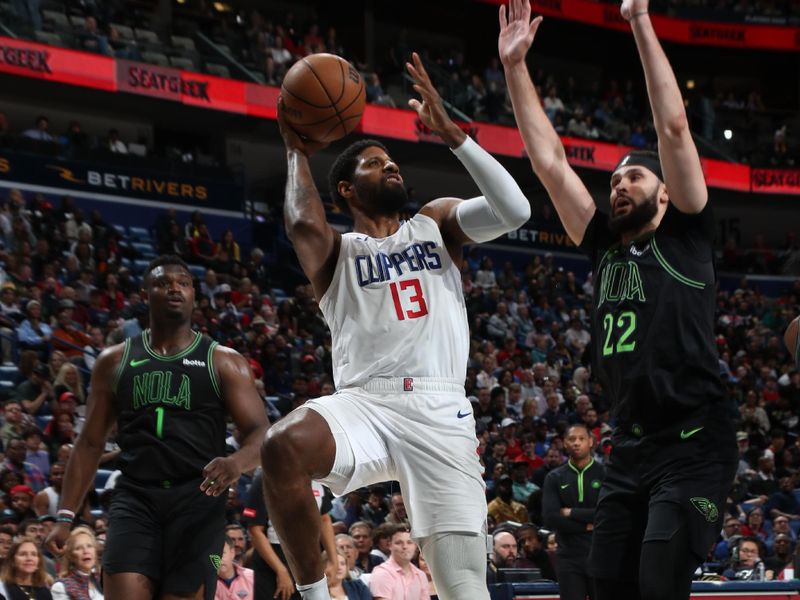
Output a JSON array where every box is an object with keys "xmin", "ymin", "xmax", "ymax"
[{"xmin": 0, "ymin": 36, "xmax": 795, "ymax": 196}]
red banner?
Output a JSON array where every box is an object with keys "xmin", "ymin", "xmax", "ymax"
[
  {"xmin": 751, "ymin": 168, "xmax": 800, "ymax": 194},
  {"xmin": 0, "ymin": 36, "xmax": 795, "ymax": 196},
  {"xmin": 482, "ymin": 0, "xmax": 800, "ymax": 51}
]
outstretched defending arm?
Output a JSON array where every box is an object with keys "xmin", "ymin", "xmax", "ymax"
[
  {"xmin": 624, "ymin": 0, "xmax": 707, "ymax": 213},
  {"xmin": 500, "ymin": 0, "xmax": 595, "ymax": 246},
  {"xmin": 405, "ymin": 52, "xmax": 530, "ymax": 249}
]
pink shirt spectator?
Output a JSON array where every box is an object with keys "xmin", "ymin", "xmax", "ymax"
[
  {"xmin": 214, "ymin": 564, "xmax": 255, "ymax": 600},
  {"xmin": 369, "ymin": 555, "xmax": 429, "ymax": 600}
]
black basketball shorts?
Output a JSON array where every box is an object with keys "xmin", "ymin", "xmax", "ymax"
[{"xmin": 103, "ymin": 477, "xmax": 227, "ymax": 600}]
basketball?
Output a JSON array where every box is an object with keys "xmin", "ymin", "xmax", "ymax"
[{"xmin": 280, "ymin": 53, "xmax": 366, "ymax": 143}]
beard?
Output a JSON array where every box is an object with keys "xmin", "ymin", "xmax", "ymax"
[
  {"xmin": 608, "ymin": 187, "xmax": 659, "ymax": 236},
  {"xmin": 355, "ymin": 179, "xmax": 408, "ymax": 215}
]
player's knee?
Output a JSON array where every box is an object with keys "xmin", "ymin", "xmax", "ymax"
[{"xmin": 261, "ymin": 420, "xmax": 305, "ymax": 478}]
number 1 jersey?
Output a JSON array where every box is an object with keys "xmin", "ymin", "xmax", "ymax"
[{"xmin": 319, "ymin": 213, "xmax": 469, "ymax": 390}]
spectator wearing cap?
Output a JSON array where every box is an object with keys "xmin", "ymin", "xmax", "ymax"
[
  {"xmin": 488, "ymin": 475, "xmax": 528, "ymax": 525},
  {"xmin": 51, "ymin": 301, "xmax": 92, "ymax": 359},
  {"xmin": 510, "ymin": 460, "xmax": 539, "ymax": 504},
  {"xmin": 16, "ymin": 300, "xmax": 52, "ymax": 357},
  {"xmin": 13, "ymin": 363, "xmax": 53, "ymax": 418},
  {"xmin": 500, "ymin": 416, "xmax": 523, "ymax": 460},
  {"xmin": 8, "ymin": 485, "xmax": 37, "ymax": 521},
  {"xmin": 1, "ymin": 437, "xmax": 45, "ymax": 492}
]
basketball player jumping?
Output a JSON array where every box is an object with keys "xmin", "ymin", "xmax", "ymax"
[
  {"xmin": 499, "ymin": 0, "xmax": 736, "ymax": 598},
  {"xmin": 262, "ymin": 52, "xmax": 531, "ymax": 600}
]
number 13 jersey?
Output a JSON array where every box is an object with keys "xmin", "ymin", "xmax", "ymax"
[{"xmin": 320, "ymin": 213, "xmax": 469, "ymax": 390}]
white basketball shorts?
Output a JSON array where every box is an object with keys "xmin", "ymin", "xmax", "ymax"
[{"xmin": 304, "ymin": 376, "xmax": 487, "ymax": 539}]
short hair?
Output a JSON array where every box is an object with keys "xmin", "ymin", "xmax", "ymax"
[
  {"xmin": 372, "ymin": 522, "xmax": 394, "ymax": 545},
  {"xmin": 349, "ymin": 521, "xmax": 372, "ymax": 535},
  {"xmin": 143, "ymin": 255, "xmax": 191, "ymax": 287},
  {"xmin": 385, "ymin": 524, "xmax": 411, "ymax": 541},
  {"xmin": 223, "ymin": 535, "xmax": 235, "ymax": 548},
  {"xmin": 327, "ymin": 139, "xmax": 388, "ymax": 212},
  {"xmin": 566, "ymin": 422, "xmax": 592, "ymax": 437}
]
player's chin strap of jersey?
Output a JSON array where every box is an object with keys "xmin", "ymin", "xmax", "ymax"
[{"xmin": 451, "ymin": 135, "xmax": 531, "ymax": 243}]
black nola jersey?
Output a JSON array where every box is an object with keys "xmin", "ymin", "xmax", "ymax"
[
  {"xmin": 112, "ymin": 330, "xmax": 226, "ymax": 486},
  {"xmin": 580, "ymin": 203, "xmax": 726, "ymax": 434}
]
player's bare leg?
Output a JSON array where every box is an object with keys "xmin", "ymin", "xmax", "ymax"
[
  {"xmin": 103, "ymin": 572, "xmax": 156, "ymax": 600},
  {"xmin": 261, "ymin": 408, "xmax": 337, "ymax": 595}
]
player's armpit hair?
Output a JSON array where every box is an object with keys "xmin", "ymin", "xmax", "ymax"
[{"xmin": 452, "ymin": 136, "xmax": 531, "ymax": 243}]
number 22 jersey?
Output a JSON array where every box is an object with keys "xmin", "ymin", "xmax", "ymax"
[
  {"xmin": 319, "ymin": 213, "xmax": 469, "ymax": 390},
  {"xmin": 580, "ymin": 203, "xmax": 728, "ymax": 435}
]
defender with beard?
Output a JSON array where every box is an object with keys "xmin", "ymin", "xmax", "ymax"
[
  {"xmin": 499, "ymin": 0, "xmax": 736, "ymax": 598},
  {"xmin": 262, "ymin": 52, "xmax": 530, "ymax": 600}
]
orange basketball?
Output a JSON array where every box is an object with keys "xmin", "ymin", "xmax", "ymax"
[{"xmin": 280, "ymin": 53, "xmax": 366, "ymax": 143}]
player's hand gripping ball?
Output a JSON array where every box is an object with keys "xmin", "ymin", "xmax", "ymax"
[{"xmin": 280, "ymin": 53, "xmax": 366, "ymax": 143}]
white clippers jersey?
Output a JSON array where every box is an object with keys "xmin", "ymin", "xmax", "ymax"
[{"xmin": 319, "ymin": 213, "xmax": 469, "ymax": 390}]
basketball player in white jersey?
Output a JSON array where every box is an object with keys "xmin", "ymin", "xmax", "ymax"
[{"xmin": 261, "ymin": 52, "xmax": 531, "ymax": 600}]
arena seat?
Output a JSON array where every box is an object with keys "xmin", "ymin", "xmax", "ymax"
[
  {"xmin": 133, "ymin": 259, "xmax": 150, "ymax": 274},
  {"xmin": 132, "ymin": 242, "xmax": 157, "ymax": 259},
  {"xmin": 0, "ymin": 365, "xmax": 18, "ymax": 381},
  {"xmin": 94, "ymin": 469, "xmax": 114, "ymax": 490},
  {"xmin": 128, "ymin": 226, "xmax": 152, "ymax": 242},
  {"xmin": 188, "ymin": 264, "xmax": 206, "ymax": 279}
]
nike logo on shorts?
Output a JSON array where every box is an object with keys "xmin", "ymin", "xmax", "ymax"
[
  {"xmin": 561, "ymin": 484, "xmax": 569, "ymax": 489},
  {"xmin": 680, "ymin": 426, "xmax": 704, "ymax": 440},
  {"xmin": 457, "ymin": 410, "xmax": 472, "ymax": 419}
]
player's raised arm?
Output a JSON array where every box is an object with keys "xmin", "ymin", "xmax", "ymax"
[
  {"xmin": 200, "ymin": 346, "xmax": 269, "ymax": 497},
  {"xmin": 406, "ymin": 52, "xmax": 530, "ymax": 254},
  {"xmin": 46, "ymin": 346, "xmax": 121, "ymax": 555},
  {"xmin": 499, "ymin": 0, "xmax": 596, "ymax": 246},
  {"xmin": 277, "ymin": 104, "xmax": 342, "ymax": 302},
  {"xmin": 625, "ymin": 0, "xmax": 707, "ymax": 213}
]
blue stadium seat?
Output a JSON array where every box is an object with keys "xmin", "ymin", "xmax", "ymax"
[
  {"xmin": 0, "ymin": 381, "xmax": 14, "ymax": 393},
  {"xmin": 94, "ymin": 469, "xmax": 114, "ymax": 490},
  {"xmin": 120, "ymin": 257, "xmax": 133, "ymax": 269},
  {"xmin": 133, "ymin": 259, "xmax": 150, "ymax": 274},
  {"xmin": 128, "ymin": 226, "xmax": 153, "ymax": 242},
  {"xmin": 132, "ymin": 242, "xmax": 157, "ymax": 259},
  {"xmin": 188, "ymin": 264, "xmax": 206, "ymax": 279},
  {"xmin": 0, "ymin": 365, "xmax": 18, "ymax": 380},
  {"xmin": 112, "ymin": 224, "xmax": 126, "ymax": 237},
  {"xmin": 36, "ymin": 415, "xmax": 53, "ymax": 430}
]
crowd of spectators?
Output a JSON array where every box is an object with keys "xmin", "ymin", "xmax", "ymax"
[
  {"xmin": 0, "ymin": 183, "xmax": 793, "ymax": 596},
  {"xmin": 6, "ymin": 0, "xmax": 796, "ymax": 166}
]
